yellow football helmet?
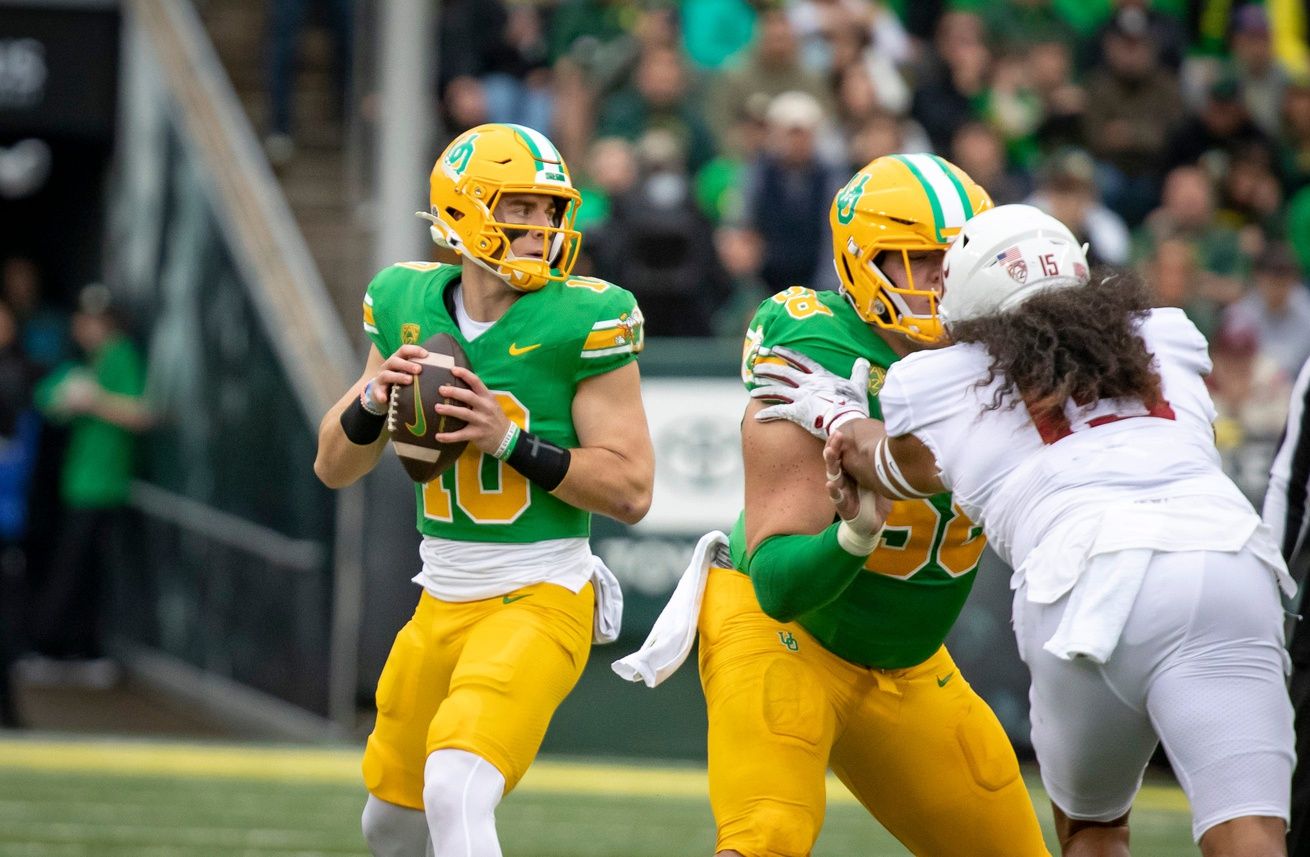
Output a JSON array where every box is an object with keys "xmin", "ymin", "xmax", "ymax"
[
  {"xmin": 831, "ymin": 154, "xmax": 993, "ymax": 343},
  {"xmin": 420, "ymin": 123, "xmax": 582, "ymax": 292}
]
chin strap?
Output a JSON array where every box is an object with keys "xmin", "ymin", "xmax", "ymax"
[
  {"xmin": 416, "ymin": 210, "xmax": 551, "ymax": 290},
  {"xmin": 415, "ymin": 210, "xmax": 454, "ymax": 249}
]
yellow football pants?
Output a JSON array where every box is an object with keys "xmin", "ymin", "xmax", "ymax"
[
  {"xmin": 362, "ymin": 581, "xmax": 593, "ymax": 810},
  {"xmin": 698, "ymin": 568, "xmax": 1049, "ymax": 857}
]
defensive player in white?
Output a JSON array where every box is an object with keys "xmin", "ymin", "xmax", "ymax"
[{"xmin": 754, "ymin": 204, "xmax": 1297, "ymax": 856}]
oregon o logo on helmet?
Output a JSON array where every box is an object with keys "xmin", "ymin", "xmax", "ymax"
[
  {"xmin": 444, "ymin": 133, "xmax": 479, "ymax": 178},
  {"xmin": 835, "ymin": 174, "xmax": 870, "ymax": 225}
]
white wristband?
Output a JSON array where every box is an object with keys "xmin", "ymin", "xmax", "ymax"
[
  {"xmin": 492, "ymin": 422, "xmax": 520, "ymax": 461},
  {"xmin": 836, "ymin": 519, "xmax": 883, "ymax": 557}
]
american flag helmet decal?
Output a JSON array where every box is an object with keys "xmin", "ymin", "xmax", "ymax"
[{"xmin": 996, "ymin": 246, "xmax": 1023, "ymax": 264}]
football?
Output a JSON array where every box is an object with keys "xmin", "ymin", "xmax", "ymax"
[{"xmin": 387, "ymin": 332, "xmax": 472, "ymax": 482}]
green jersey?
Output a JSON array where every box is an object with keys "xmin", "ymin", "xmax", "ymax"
[
  {"xmin": 35, "ymin": 334, "xmax": 146, "ymax": 509},
  {"xmin": 363, "ymin": 262, "xmax": 643, "ymax": 543},
  {"xmin": 732, "ymin": 287, "xmax": 987, "ymax": 669}
]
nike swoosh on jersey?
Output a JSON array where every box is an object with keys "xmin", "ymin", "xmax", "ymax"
[
  {"xmin": 508, "ymin": 342, "xmax": 542, "ymax": 356},
  {"xmin": 502, "ymin": 594, "xmax": 532, "ymax": 604},
  {"xmin": 406, "ymin": 378, "xmax": 427, "ymax": 437},
  {"xmin": 936, "ymin": 671, "xmax": 956, "ymax": 688}
]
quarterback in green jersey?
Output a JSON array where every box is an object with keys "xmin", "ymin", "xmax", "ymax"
[
  {"xmin": 706, "ymin": 155, "xmax": 1048, "ymax": 856},
  {"xmin": 314, "ymin": 123, "xmax": 653, "ymax": 857}
]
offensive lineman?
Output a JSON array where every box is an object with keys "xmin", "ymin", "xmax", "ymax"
[
  {"xmin": 315, "ymin": 123, "xmax": 654, "ymax": 857},
  {"xmin": 691, "ymin": 156, "xmax": 1048, "ymax": 855},
  {"xmin": 772, "ymin": 204, "xmax": 1295, "ymax": 855}
]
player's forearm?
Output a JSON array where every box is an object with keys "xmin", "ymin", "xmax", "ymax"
[
  {"xmin": 93, "ymin": 391, "xmax": 154, "ymax": 432},
  {"xmin": 551, "ymin": 446, "xmax": 653, "ymax": 525},
  {"xmin": 746, "ymin": 523, "xmax": 868, "ymax": 622},
  {"xmin": 314, "ymin": 391, "xmax": 387, "ymax": 488}
]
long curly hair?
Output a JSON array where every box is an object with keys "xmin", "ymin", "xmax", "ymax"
[{"xmin": 948, "ymin": 271, "xmax": 1164, "ymax": 426}]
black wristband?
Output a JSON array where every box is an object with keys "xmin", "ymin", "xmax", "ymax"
[
  {"xmin": 340, "ymin": 398, "xmax": 386, "ymax": 445},
  {"xmin": 505, "ymin": 429, "xmax": 571, "ymax": 491}
]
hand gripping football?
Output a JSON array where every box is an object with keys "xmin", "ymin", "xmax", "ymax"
[{"xmin": 387, "ymin": 332, "xmax": 472, "ymax": 482}]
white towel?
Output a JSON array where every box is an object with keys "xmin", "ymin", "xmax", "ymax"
[
  {"xmin": 1042, "ymin": 548, "xmax": 1153, "ymax": 663},
  {"xmin": 590, "ymin": 557, "xmax": 624, "ymax": 644},
  {"xmin": 611, "ymin": 531, "xmax": 728, "ymax": 687}
]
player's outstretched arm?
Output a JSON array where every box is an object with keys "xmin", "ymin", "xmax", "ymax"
[
  {"xmin": 314, "ymin": 344, "xmax": 427, "ymax": 489},
  {"xmin": 828, "ymin": 421, "xmax": 945, "ymax": 500},
  {"xmin": 556, "ymin": 361, "xmax": 654, "ymax": 525}
]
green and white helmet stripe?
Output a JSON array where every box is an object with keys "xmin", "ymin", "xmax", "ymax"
[
  {"xmin": 506, "ymin": 123, "xmax": 570, "ymax": 185},
  {"xmin": 891, "ymin": 153, "xmax": 975, "ymax": 243}
]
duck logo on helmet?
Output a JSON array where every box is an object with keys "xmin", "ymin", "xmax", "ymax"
[
  {"xmin": 835, "ymin": 174, "xmax": 870, "ymax": 225},
  {"xmin": 443, "ymin": 133, "xmax": 479, "ymax": 179}
]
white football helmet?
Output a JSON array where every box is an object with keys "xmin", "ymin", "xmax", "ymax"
[{"xmin": 939, "ymin": 204, "xmax": 1090, "ymax": 329}]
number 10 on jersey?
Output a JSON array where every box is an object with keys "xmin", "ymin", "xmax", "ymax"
[{"xmin": 422, "ymin": 392, "xmax": 532, "ymax": 525}]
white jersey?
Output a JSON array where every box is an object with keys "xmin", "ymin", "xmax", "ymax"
[{"xmin": 880, "ymin": 308, "xmax": 1294, "ymax": 603}]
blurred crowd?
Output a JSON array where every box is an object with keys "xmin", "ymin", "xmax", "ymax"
[
  {"xmin": 427, "ymin": 0, "xmax": 1310, "ymax": 496},
  {"xmin": 0, "ymin": 260, "xmax": 149, "ymax": 727}
]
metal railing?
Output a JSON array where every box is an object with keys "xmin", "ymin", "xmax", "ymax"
[{"xmin": 108, "ymin": 0, "xmax": 363, "ymax": 735}]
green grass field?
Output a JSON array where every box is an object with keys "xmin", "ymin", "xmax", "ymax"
[{"xmin": 0, "ymin": 735, "xmax": 1197, "ymax": 856}]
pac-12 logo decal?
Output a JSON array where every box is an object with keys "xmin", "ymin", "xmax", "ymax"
[
  {"xmin": 867, "ymin": 365, "xmax": 887, "ymax": 397},
  {"xmin": 401, "ymin": 323, "xmax": 421, "ymax": 345},
  {"xmin": 835, "ymin": 174, "xmax": 870, "ymax": 225}
]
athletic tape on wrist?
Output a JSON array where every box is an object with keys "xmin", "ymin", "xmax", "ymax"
[{"xmin": 836, "ymin": 519, "xmax": 883, "ymax": 556}]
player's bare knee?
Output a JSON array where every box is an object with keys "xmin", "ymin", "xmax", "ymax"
[
  {"xmin": 1198, "ymin": 815, "xmax": 1287, "ymax": 857},
  {"xmin": 1053, "ymin": 803, "xmax": 1130, "ymax": 851}
]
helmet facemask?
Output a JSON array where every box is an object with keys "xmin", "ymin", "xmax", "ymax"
[
  {"xmin": 482, "ymin": 188, "xmax": 581, "ymax": 291},
  {"xmin": 836, "ymin": 236, "xmax": 948, "ymax": 344},
  {"xmin": 427, "ymin": 184, "xmax": 581, "ymax": 292}
]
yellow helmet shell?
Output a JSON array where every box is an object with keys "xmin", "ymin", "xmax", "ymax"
[
  {"xmin": 831, "ymin": 154, "xmax": 993, "ymax": 342},
  {"xmin": 427, "ymin": 123, "xmax": 583, "ymax": 292}
]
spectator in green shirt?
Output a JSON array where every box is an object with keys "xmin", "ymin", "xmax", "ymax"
[{"xmin": 27, "ymin": 285, "xmax": 150, "ymax": 677}]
